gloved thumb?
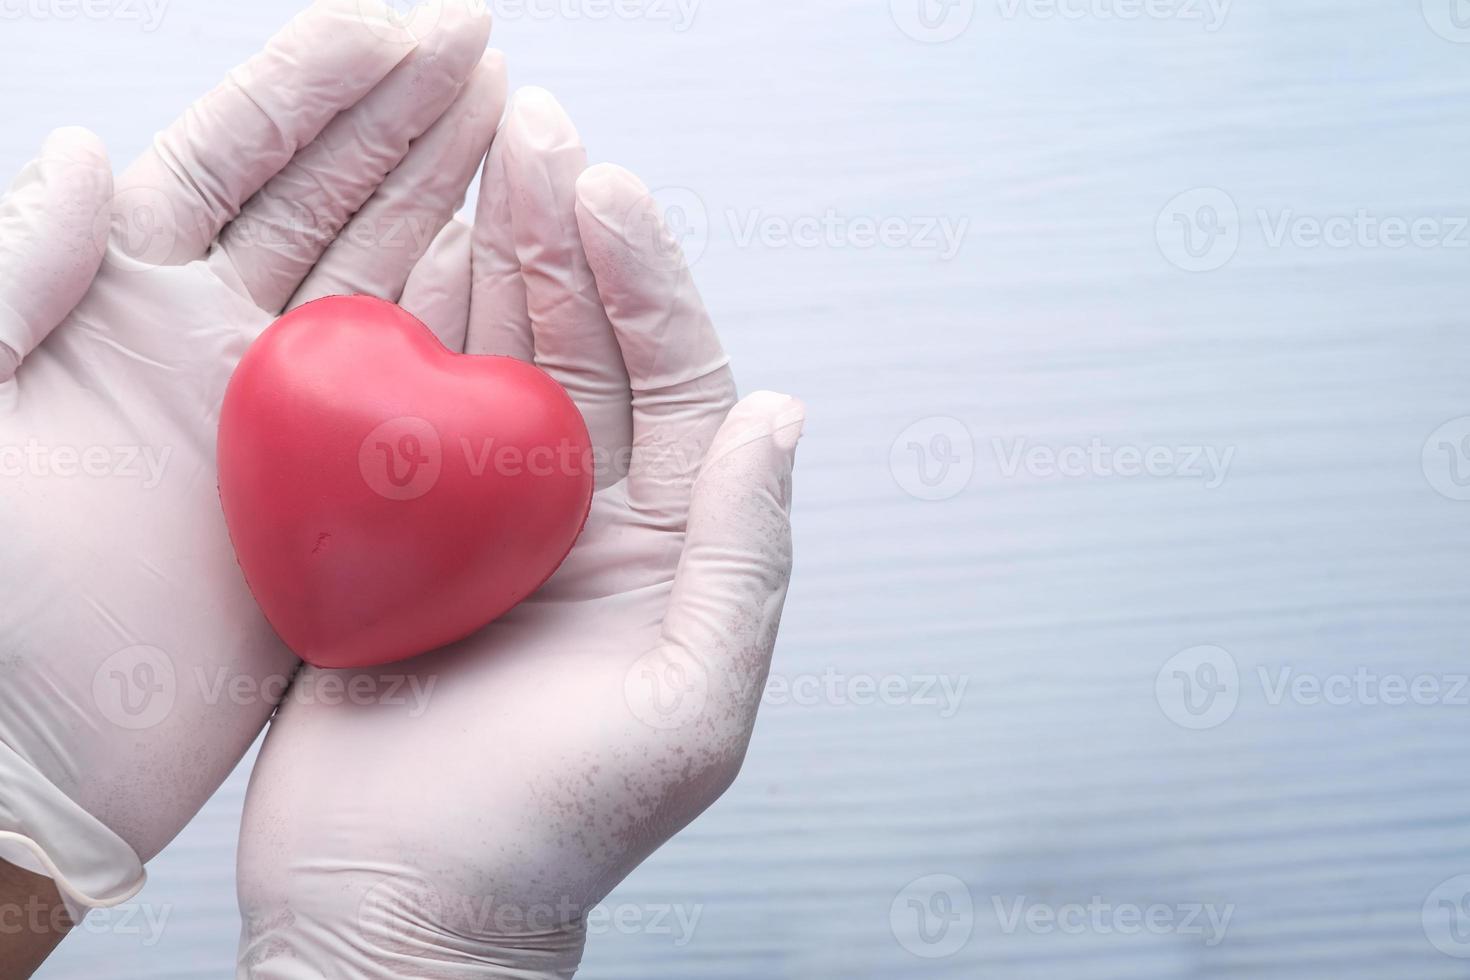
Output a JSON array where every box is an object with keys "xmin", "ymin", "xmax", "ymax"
[
  {"xmin": 0, "ymin": 127, "xmax": 112, "ymax": 386},
  {"xmin": 659, "ymin": 391, "xmax": 806, "ymax": 728}
]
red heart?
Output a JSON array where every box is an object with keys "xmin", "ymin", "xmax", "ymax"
[{"xmin": 218, "ymin": 295, "xmax": 593, "ymax": 669}]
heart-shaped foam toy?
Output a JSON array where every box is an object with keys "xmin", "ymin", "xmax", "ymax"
[{"xmin": 218, "ymin": 295, "xmax": 593, "ymax": 668}]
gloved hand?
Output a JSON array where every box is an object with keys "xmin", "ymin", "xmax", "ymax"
[
  {"xmin": 235, "ymin": 89, "xmax": 805, "ymax": 978},
  {"xmin": 0, "ymin": 0, "xmax": 503, "ymax": 911}
]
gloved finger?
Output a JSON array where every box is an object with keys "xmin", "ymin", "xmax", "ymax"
[
  {"xmin": 287, "ymin": 51, "xmax": 506, "ymax": 310},
  {"xmin": 0, "ymin": 128, "xmax": 112, "ymax": 388},
  {"xmin": 466, "ymin": 134, "xmax": 532, "ymax": 361},
  {"xmin": 658, "ymin": 391, "xmax": 805, "ymax": 745},
  {"xmin": 111, "ymin": 0, "xmax": 415, "ymax": 267},
  {"xmin": 401, "ymin": 218, "xmax": 472, "ymax": 352},
  {"xmin": 575, "ymin": 163, "xmax": 736, "ymax": 527},
  {"xmin": 218, "ymin": 0, "xmax": 491, "ymax": 314},
  {"xmin": 501, "ymin": 87, "xmax": 632, "ymax": 489}
]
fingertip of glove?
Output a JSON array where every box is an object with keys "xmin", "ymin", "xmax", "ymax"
[
  {"xmin": 451, "ymin": 0, "xmax": 496, "ymax": 34},
  {"xmin": 576, "ymin": 163, "xmax": 645, "ymax": 217},
  {"xmin": 475, "ymin": 48, "xmax": 509, "ymax": 100},
  {"xmin": 699, "ymin": 391, "xmax": 807, "ymax": 482},
  {"xmin": 310, "ymin": 0, "xmax": 419, "ymax": 49},
  {"xmin": 482, "ymin": 46, "xmax": 507, "ymax": 75},
  {"xmin": 29, "ymin": 128, "xmax": 113, "ymax": 252},
  {"xmin": 739, "ymin": 391, "xmax": 807, "ymax": 448},
  {"xmin": 451, "ymin": 51, "xmax": 511, "ymax": 138},
  {"xmin": 419, "ymin": 0, "xmax": 494, "ymax": 67},
  {"xmin": 511, "ymin": 84, "xmax": 559, "ymax": 113},
  {"xmin": 504, "ymin": 86, "xmax": 578, "ymax": 151},
  {"xmin": 37, "ymin": 128, "xmax": 113, "ymax": 214},
  {"xmin": 42, "ymin": 126, "xmax": 108, "ymax": 166}
]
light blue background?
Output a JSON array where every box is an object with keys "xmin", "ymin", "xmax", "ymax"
[{"xmin": 6, "ymin": 0, "xmax": 1470, "ymax": 976}]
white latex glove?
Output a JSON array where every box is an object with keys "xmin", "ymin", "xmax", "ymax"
[
  {"xmin": 0, "ymin": 0, "xmax": 505, "ymax": 910},
  {"xmin": 235, "ymin": 89, "xmax": 805, "ymax": 979}
]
